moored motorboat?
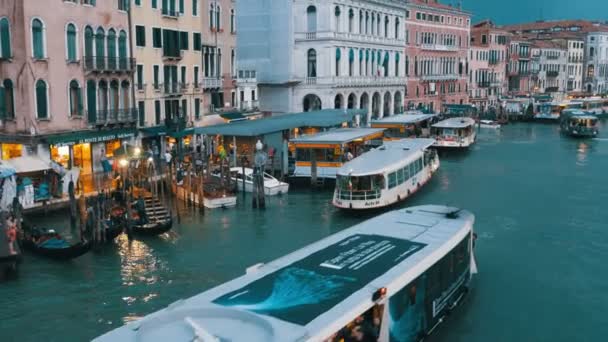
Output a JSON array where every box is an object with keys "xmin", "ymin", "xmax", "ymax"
[
  {"xmin": 226, "ymin": 167, "xmax": 289, "ymax": 196},
  {"xmin": 478, "ymin": 120, "xmax": 501, "ymax": 129},
  {"xmin": 333, "ymin": 139, "xmax": 439, "ymax": 210},
  {"xmin": 94, "ymin": 205, "xmax": 477, "ymax": 342},
  {"xmin": 20, "ymin": 222, "xmax": 91, "ymax": 260},
  {"xmin": 130, "ymin": 196, "xmax": 173, "ymax": 236}
]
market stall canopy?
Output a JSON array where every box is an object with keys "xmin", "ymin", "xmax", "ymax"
[
  {"xmin": 3, "ymin": 156, "xmax": 52, "ymax": 174},
  {"xmin": 196, "ymin": 109, "xmax": 367, "ymax": 137},
  {"xmin": 43, "ymin": 128, "xmax": 137, "ymax": 146}
]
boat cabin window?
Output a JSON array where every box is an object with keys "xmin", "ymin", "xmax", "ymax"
[
  {"xmin": 324, "ymin": 304, "xmax": 384, "ymax": 342},
  {"xmin": 296, "ymin": 148, "xmax": 342, "ymax": 163},
  {"xmin": 387, "ymin": 157, "xmax": 423, "ymax": 189},
  {"xmin": 570, "ymin": 117, "xmax": 597, "ymax": 127},
  {"xmin": 336, "ymin": 174, "xmax": 385, "ymax": 192},
  {"xmin": 230, "ymin": 170, "xmax": 244, "ymax": 180}
]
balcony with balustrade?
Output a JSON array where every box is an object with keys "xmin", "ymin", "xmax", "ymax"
[
  {"xmin": 546, "ymin": 71, "xmax": 560, "ymax": 78},
  {"xmin": 93, "ymin": 108, "xmax": 138, "ymax": 126},
  {"xmin": 420, "ymin": 74, "xmax": 461, "ymax": 81},
  {"xmin": 84, "ymin": 57, "xmax": 135, "ymax": 73},
  {"xmin": 296, "ymin": 75, "xmax": 407, "ymax": 88},
  {"xmin": 420, "ymin": 44, "xmax": 459, "ymax": 52},
  {"xmin": 294, "ymin": 31, "xmax": 404, "ymax": 47},
  {"xmin": 202, "ymin": 77, "xmax": 223, "ymax": 90}
]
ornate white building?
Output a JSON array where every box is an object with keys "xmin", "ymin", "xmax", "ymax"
[
  {"xmin": 236, "ymin": 0, "xmax": 407, "ymax": 122},
  {"xmin": 584, "ymin": 32, "xmax": 608, "ymax": 94}
]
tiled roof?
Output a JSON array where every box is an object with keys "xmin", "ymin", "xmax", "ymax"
[
  {"xmin": 408, "ymin": 0, "xmax": 469, "ymax": 14},
  {"xmin": 502, "ymin": 20, "xmax": 608, "ymax": 34},
  {"xmin": 530, "ymin": 40, "xmax": 567, "ymax": 50}
]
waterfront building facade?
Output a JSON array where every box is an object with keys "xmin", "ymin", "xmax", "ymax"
[
  {"xmin": 566, "ymin": 39, "xmax": 585, "ymax": 92},
  {"xmin": 404, "ymin": 0, "xmax": 471, "ymax": 113},
  {"xmin": 583, "ymin": 32, "xmax": 608, "ymax": 95},
  {"xmin": 507, "ymin": 40, "xmax": 532, "ymax": 94},
  {"xmin": 469, "ymin": 21, "xmax": 509, "ymax": 111},
  {"xmin": 236, "ymin": 0, "xmax": 407, "ymax": 122},
  {"xmin": 530, "ymin": 41, "xmax": 568, "ymax": 95},
  {"xmin": 0, "ymin": 0, "xmax": 135, "ymax": 176}
]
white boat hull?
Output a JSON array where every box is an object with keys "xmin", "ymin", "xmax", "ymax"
[
  {"xmin": 332, "ymin": 158, "xmax": 439, "ymax": 210},
  {"xmin": 174, "ymin": 186, "xmax": 237, "ymax": 209}
]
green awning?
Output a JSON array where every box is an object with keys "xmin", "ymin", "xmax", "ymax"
[
  {"xmin": 395, "ymin": 52, "xmax": 400, "ymax": 62},
  {"xmin": 336, "ymin": 48, "xmax": 341, "ymax": 59},
  {"xmin": 220, "ymin": 112, "xmax": 246, "ymax": 121},
  {"xmin": 44, "ymin": 127, "xmax": 137, "ymax": 146},
  {"xmin": 140, "ymin": 125, "xmax": 168, "ymax": 137},
  {"xmin": 359, "ymin": 50, "xmax": 363, "ymax": 61},
  {"xmin": 366, "ymin": 50, "xmax": 369, "ymax": 61},
  {"xmin": 170, "ymin": 127, "xmax": 194, "ymax": 139},
  {"xmin": 349, "ymin": 49, "xmax": 354, "ymax": 62}
]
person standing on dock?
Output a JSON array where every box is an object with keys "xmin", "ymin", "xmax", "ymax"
[{"xmin": 5, "ymin": 214, "xmax": 17, "ymax": 255}]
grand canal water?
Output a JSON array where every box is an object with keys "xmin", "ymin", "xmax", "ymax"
[{"xmin": 2, "ymin": 123, "xmax": 608, "ymax": 342}]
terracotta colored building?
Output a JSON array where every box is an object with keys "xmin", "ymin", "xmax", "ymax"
[
  {"xmin": 404, "ymin": 0, "xmax": 470, "ymax": 113},
  {"xmin": 469, "ymin": 21, "xmax": 510, "ymax": 111},
  {"xmin": 0, "ymin": 0, "xmax": 135, "ymax": 176}
]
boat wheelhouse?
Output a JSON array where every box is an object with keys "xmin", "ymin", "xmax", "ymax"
[
  {"xmin": 431, "ymin": 117, "xmax": 477, "ymax": 148},
  {"xmin": 560, "ymin": 110, "xmax": 599, "ymax": 138},
  {"xmin": 333, "ymin": 139, "xmax": 439, "ymax": 210},
  {"xmin": 579, "ymin": 97, "xmax": 608, "ymax": 116},
  {"xmin": 94, "ymin": 205, "xmax": 477, "ymax": 342},
  {"xmin": 291, "ymin": 128, "xmax": 385, "ymax": 180},
  {"xmin": 370, "ymin": 112, "xmax": 437, "ymax": 139},
  {"xmin": 535, "ymin": 101, "xmax": 582, "ymax": 121}
]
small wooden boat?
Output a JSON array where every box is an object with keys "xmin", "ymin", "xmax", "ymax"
[
  {"xmin": 104, "ymin": 218, "xmax": 125, "ymax": 241},
  {"xmin": 20, "ymin": 222, "xmax": 91, "ymax": 260},
  {"xmin": 132, "ymin": 218, "xmax": 173, "ymax": 236}
]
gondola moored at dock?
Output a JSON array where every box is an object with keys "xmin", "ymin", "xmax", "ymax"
[{"xmin": 20, "ymin": 222, "xmax": 91, "ymax": 260}]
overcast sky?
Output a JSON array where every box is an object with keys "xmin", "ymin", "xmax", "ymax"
[{"xmin": 463, "ymin": 0, "xmax": 608, "ymax": 25}]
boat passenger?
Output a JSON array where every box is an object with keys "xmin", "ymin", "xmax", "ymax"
[
  {"xmin": 5, "ymin": 215, "xmax": 18, "ymax": 255},
  {"xmin": 133, "ymin": 195, "xmax": 148, "ymax": 225}
]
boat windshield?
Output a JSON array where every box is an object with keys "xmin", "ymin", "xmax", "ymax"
[
  {"xmin": 570, "ymin": 118, "xmax": 598, "ymax": 127},
  {"xmin": 336, "ymin": 174, "xmax": 385, "ymax": 192}
]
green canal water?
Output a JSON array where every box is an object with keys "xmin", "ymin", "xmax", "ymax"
[{"xmin": 2, "ymin": 123, "xmax": 608, "ymax": 341}]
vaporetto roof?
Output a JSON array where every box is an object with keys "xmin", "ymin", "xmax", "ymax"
[
  {"xmin": 432, "ymin": 117, "xmax": 476, "ymax": 129},
  {"xmin": 337, "ymin": 139, "xmax": 435, "ymax": 177},
  {"xmin": 93, "ymin": 205, "xmax": 475, "ymax": 342},
  {"xmin": 290, "ymin": 128, "xmax": 385, "ymax": 145},
  {"xmin": 371, "ymin": 113, "xmax": 437, "ymax": 125}
]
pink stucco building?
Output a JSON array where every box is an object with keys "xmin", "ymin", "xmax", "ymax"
[
  {"xmin": 404, "ymin": 0, "xmax": 470, "ymax": 113},
  {"xmin": 469, "ymin": 21, "xmax": 510, "ymax": 111},
  {"xmin": 0, "ymin": 0, "xmax": 135, "ymax": 176}
]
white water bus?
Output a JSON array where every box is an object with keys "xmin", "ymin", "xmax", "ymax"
[
  {"xmin": 94, "ymin": 204, "xmax": 477, "ymax": 342},
  {"xmin": 432, "ymin": 117, "xmax": 477, "ymax": 148},
  {"xmin": 333, "ymin": 139, "xmax": 439, "ymax": 210}
]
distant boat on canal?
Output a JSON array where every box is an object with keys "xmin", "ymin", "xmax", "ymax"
[
  {"xmin": 478, "ymin": 120, "xmax": 501, "ymax": 130},
  {"xmin": 432, "ymin": 117, "xmax": 477, "ymax": 148},
  {"xmin": 93, "ymin": 204, "xmax": 477, "ymax": 342},
  {"xmin": 20, "ymin": 222, "xmax": 92, "ymax": 260},
  {"xmin": 223, "ymin": 167, "xmax": 289, "ymax": 196},
  {"xmin": 560, "ymin": 110, "xmax": 599, "ymax": 138},
  {"xmin": 333, "ymin": 139, "xmax": 439, "ymax": 210}
]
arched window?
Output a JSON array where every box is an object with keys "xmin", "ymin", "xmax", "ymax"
[
  {"xmin": 107, "ymin": 29, "xmax": 117, "ymax": 70},
  {"xmin": 1, "ymin": 79, "xmax": 15, "ymax": 119},
  {"xmin": 383, "ymin": 52, "xmax": 389, "ymax": 77},
  {"xmin": 84, "ymin": 26, "xmax": 94, "ymax": 68},
  {"xmin": 216, "ymin": 5, "xmax": 221, "ymax": 30},
  {"xmin": 209, "ymin": 4, "xmax": 215, "ymax": 29},
  {"xmin": 348, "ymin": 9, "xmax": 354, "ymax": 33},
  {"xmin": 335, "ymin": 48, "xmax": 341, "ymax": 77},
  {"xmin": 394, "ymin": 18, "xmax": 399, "ymax": 39},
  {"xmin": 384, "ymin": 16, "xmax": 389, "ymax": 38},
  {"xmin": 371, "ymin": 13, "xmax": 375, "ymax": 35},
  {"xmin": 217, "ymin": 48, "xmax": 222, "ymax": 76},
  {"xmin": 109, "ymin": 80, "xmax": 119, "ymax": 118},
  {"xmin": 303, "ymin": 94, "xmax": 322, "ymax": 112},
  {"xmin": 69, "ymin": 80, "xmax": 82, "ymax": 116},
  {"xmin": 306, "ymin": 6, "xmax": 317, "ymax": 33},
  {"xmin": 230, "ymin": 9, "xmax": 235, "ymax": 33},
  {"xmin": 395, "ymin": 52, "xmax": 400, "ymax": 76},
  {"xmin": 35, "ymin": 80, "xmax": 48, "ymax": 119},
  {"xmin": 66, "ymin": 24, "xmax": 77, "ymax": 61},
  {"xmin": 86, "ymin": 79, "xmax": 97, "ymax": 124},
  {"xmin": 231, "ymin": 49, "xmax": 235, "ymax": 76},
  {"xmin": 405, "ymin": 55, "xmax": 409, "ymax": 76},
  {"xmin": 359, "ymin": 11, "xmax": 363, "ymax": 34},
  {"xmin": 307, "ymin": 49, "xmax": 317, "ymax": 78},
  {"xmin": 334, "ymin": 6, "xmax": 341, "ymax": 32},
  {"xmin": 348, "ymin": 49, "xmax": 354, "ymax": 76},
  {"xmin": 32, "ymin": 19, "xmax": 45, "ymax": 59},
  {"xmin": 1, "ymin": 17, "xmax": 11, "ymax": 59},
  {"xmin": 121, "ymin": 80, "xmax": 130, "ymax": 111},
  {"xmin": 376, "ymin": 13, "xmax": 381, "ymax": 36},
  {"xmin": 365, "ymin": 12, "xmax": 369, "ymax": 35},
  {"xmin": 118, "ymin": 30, "xmax": 128, "ymax": 70},
  {"xmin": 95, "ymin": 27, "xmax": 105, "ymax": 69}
]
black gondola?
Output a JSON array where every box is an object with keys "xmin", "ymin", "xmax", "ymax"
[
  {"xmin": 20, "ymin": 222, "xmax": 92, "ymax": 260},
  {"xmin": 104, "ymin": 219, "xmax": 125, "ymax": 241},
  {"xmin": 132, "ymin": 217, "xmax": 173, "ymax": 236}
]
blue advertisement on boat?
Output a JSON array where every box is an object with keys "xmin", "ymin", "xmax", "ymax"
[{"xmin": 213, "ymin": 234, "xmax": 426, "ymax": 326}]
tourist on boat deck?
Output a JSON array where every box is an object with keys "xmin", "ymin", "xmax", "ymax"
[{"xmin": 5, "ymin": 215, "xmax": 18, "ymax": 255}]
